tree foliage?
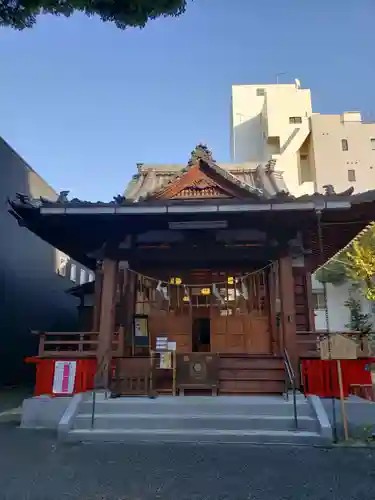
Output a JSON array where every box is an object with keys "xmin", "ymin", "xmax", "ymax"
[
  {"xmin": 344, "ymin": 295, "xmax": 372, "ymax": 334},
  {"xmin": 316, "ymin": 223, "xmax": 375, "ymax": 300},
  {"xmin": 315, "ymin": 258, "xmax": 349, "ymax": 286},
  {"xmin": 0, "ymin": 0, "xmax": 187, "ymax": 30},
  {"xmin": 345, "ymin": 230, "xmax": 375, "ymax": 300}
]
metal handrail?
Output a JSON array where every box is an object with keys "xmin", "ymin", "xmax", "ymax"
[
  {"xmin": 283, "ymin": 348, "xmax": 298, "ymax": 429},
  {"xmin": 91, "ymin": 347, "xmax": 112, "ymax": 429}
]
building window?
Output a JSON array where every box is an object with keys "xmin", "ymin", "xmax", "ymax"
[
  {"xmin": 300, "ymin": 154, "xmax": 312, "ymax": 183},
  {"xmin": 348, "ymin": 169, "xmax": 356, "ymax": 182},
  {"xmin": 56, "ymin": 251, "xmax": 69, "ymax": 277},
  {"xmin": 371, "ymin": 138, "xmax": 375, "ymax": 150},
  {"xmin": 312, "ymin": 291, "xmax": 326, "ymax": 310},
  {"xmin": 289, "ymin": 117, "xmax": 302, "ymax": 124},
  {"xmin": 70, "ymin": 263, "xmax": 77, "ymax": 283},
  {"xmin": 80, "ymin": 269, "xmax": 86, "ymax": 285},
  {"xmin": 256, "ymin": 88, "xmax": 265, "ymax": 96},
  {"xmin": 88, "ymin": 272, "xmax": 95, "ymax": 282},
  {"xmin": 341, "ymin": 139, "xmax": 348, "ymax": 151}
]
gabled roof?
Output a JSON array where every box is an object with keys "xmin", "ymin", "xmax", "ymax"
[
  {"xmin": 7, "ymin": 142, "xmax": 375, "ymax": 272},
  {"xmin": 124, "ymin": 144, "xmax": 290, "ymax": 202}
]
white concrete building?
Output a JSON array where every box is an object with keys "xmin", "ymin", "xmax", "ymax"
[
  {"xmin": 230, "ymin": 82, "xmax": 375, "ymax": 331},
  {"xmin": 311, "ymin": 276, "xmax": 375, "ymax": 332},
  {"xmin": 231, "ymin": 82, "xmax": 375, "ymax": 196},
  {"xmin": 231, "ymin": 83, "xmax": 314, "ymax": 196}
]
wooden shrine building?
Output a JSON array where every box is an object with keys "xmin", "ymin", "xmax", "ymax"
[{"xmin": 8, "ymin": 145, "xmax": 375, "ymax": 396}]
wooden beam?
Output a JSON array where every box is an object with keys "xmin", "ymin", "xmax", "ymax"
[
  {"xmin": 279, "ymin": 256, "xmax": 298, "ymax": 375},
  {"xmin": 96, "ymin": 258, "xmax": 118, "ymax": 389},
  {"xmin": 117, "ymin": 246, "xmax": 280, "ymax": 263}
]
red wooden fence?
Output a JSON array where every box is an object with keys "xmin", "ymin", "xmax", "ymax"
[
  {"xmin": 25, "ymin": 357, "xmax": 97, "ymax": 396},
  {"xmin": 301, "ymin": 359, "xmax": 374, "ymax": 398},
  {"xmin": 26, "ymin": 357, "xmax": 374, "ymax": 399}
]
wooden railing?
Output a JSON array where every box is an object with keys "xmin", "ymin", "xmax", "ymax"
[
  {"xmin": 33, "ymin": 330, "xmax": 124, "ymax": 358},
  {"xmin": 297, "ymin": 331, "xmax": 373, "ymax": 358},
  {"xmin": 350, "ymin": 384, "xmax": 375, "ymax": 402}
]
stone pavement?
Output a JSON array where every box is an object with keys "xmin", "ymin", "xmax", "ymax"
[
  {"xmin": 0, "ymin": 386, "xmax": 32, "ymax": 413},
  {"xmin": 1, "ymin": 423, "xmax": 375, "ymax": 499}
]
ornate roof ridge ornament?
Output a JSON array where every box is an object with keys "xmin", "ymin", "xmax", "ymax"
[
  {"xmin": 187, "ymin": 143, "xmax": 215, "ymax": 167},
  {"xmin": 57, "ymin": 190, "xmax": 70, "ymax": 203},
  {"xmin": 322, "ymin": 184, "xmax": 354, "ymax": 197},
  {"xmin": 13, "ymin": 192, "xmax": 43, "ymax": 208}
]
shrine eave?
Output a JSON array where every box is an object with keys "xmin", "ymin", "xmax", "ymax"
[
  {"xmin": 8, "ymin": 191, "xmax": 375, "ymax": 271},
  {"xmin": 32, "ymin": 199, "xmax": 351, "ymax": 216}
]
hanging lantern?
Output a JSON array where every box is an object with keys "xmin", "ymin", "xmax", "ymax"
[
  {"xmin": 227, "ymin": 276, "xmax": 234, "ymax": 285},
  {"xmin": 201, "ymin": 288, "xmax": 211, "ymax": 296},
  {"xmin": 170, "ymin": 277, "xmax": 182, "ymax": 285},
  {"xmin": 183, "ymin": 295, "xmax": 190, "ymax": 302}
]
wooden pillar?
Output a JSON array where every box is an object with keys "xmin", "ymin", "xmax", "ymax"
[
  {"xmin": 96, "ymin": 258, "xmax": 118, "ymax": 389},
  {"xmin": 92, "ymin": 262, "xmax": 103, "ymax": 332},
  {"xmin": 268, "ymin": 265, "xmax": 278, "ymax": 355},
  {"xmin": 304, "ymin": 270, "xmax": 316, "ymax": 332},
  {"xmin": 279, "ymin": 256, "xmax": 298, "ymax": 374},
  {"xmin": 118, "ymin": 262, "xmax": 132, "ymax": 357}
]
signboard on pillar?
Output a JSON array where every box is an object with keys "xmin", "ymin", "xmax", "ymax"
[{"xmin": 134, "ymin": 315, "xmax": 149, "ymax": 347}]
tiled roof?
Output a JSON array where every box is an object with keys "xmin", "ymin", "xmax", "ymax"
[
  {"xmin": 124, "ymin": 160, "xmax": 289, "ymax": 201},
  {"xmin": 316, "ymin": 221, "xmax": 375, "ymax": 272}
]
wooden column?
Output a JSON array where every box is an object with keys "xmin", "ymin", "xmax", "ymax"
[
  {"xmin": 304, "ymin": 270, "xmax": 316, "ymax": 332},
  {"xmin": 279, "ymin": 256, "xmax": 298, "ymax": 374},
  {"xmin": 118, "ymin": 262, "xmax": 132, "ymax": 357},
  {"xmin": 268, "ymin": 265, "xmax": 278, "ymax": 355},
  {"xmin": 92, "ymin": 263, "xmax": 103, "ymax": 332},
  {"xmin": 96, "ymin": 258, "xmax": 118, "ymax": 389}
]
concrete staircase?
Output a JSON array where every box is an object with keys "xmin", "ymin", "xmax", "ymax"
[{"xmin": 60, "ymin": 394, "xmax": 332, "ymax": 446}]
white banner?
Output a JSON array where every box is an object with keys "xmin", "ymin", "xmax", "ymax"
[{"xmin": 52, "ymin": 361, "xmax": 77, "ymax": 395}]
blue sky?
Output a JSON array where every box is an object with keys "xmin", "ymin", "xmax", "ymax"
[{"xmin": 0, "ymin": 0, "xmax": 374, "ymax": 201}]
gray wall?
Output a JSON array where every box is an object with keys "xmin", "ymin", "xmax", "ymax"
[{"xmin": 0, "ymin": 137, "xmax": 81, "ymax": 386}]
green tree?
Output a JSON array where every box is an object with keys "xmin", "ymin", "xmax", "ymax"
[
  {"xmin": 0, "ymin": 0, "xmax": 187, "ymax": 30},
  {"xmin": 316, "ymin": 223, "xmax": 375, "ymax": 300},
  {"xmin": 315, "ymin": 258, "xmax": 349, "ymax": 286},
  {"xmin": 344, "ymin": 295, "xmax": 372, "ymax": 334},
  {"xmin": 345, "ymin": 227, "xmax": 375, "ymax": 300}
]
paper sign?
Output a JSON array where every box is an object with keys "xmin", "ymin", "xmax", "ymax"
[
  {"xmin": 134, "ymin": 317, "xmax": 148, "ymax": 337},
  {"xmin": 167, "ymin": 341, "xmax": 177, "ymax": 351},
  {"xmin": 160, "ymin": 352, "xmax": 172, "ymax": 369},
  {"xmin": 156, "ymin": 336, "xmax": 168, "ymax": 351},
  {"xmin": 52, "ymin": 361, "xmax": 77, "ymax": 394}
]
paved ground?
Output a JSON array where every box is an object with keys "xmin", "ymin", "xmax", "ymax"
[
  {"xmin": 0, "ymin": 386, "xmax": 32, "ymax": 413},
  {"xmin": 322, "ymin": 396, "xmax": 375, "ymax": 440},
  {"xmin": 1, "ymin": 424, "xmax": 375, "ymax": 500}
]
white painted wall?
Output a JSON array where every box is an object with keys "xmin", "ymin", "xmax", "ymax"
[
  {"xmin": 311, "ymin": 275, "xmax": 375, "ymax": 332},
  {"xmin": 230, "ymin": 83, "xmax": 314, "ymax": 196},
  {"xmin": 263, "ymin": 85, "xmax": 312, "ymax": 141},
  {"xmin": 231, "ymin": 84, "xmax": 270, "ymax": 162},
  {"xmin": 310, "ymin": 113, "xmax": 375, "ymax": 194}
]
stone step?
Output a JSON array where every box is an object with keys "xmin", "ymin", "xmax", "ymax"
[
  {"xmin": 64, "ymin": 428, "xmax": 328, "ymax": 446},
  {"xmin": 74, "ymin": 413, "xmax": 318, "ymax": 432},
  {"xmin": 80, "ymin": 397, "xmax": 312, "ymax": 418}
]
